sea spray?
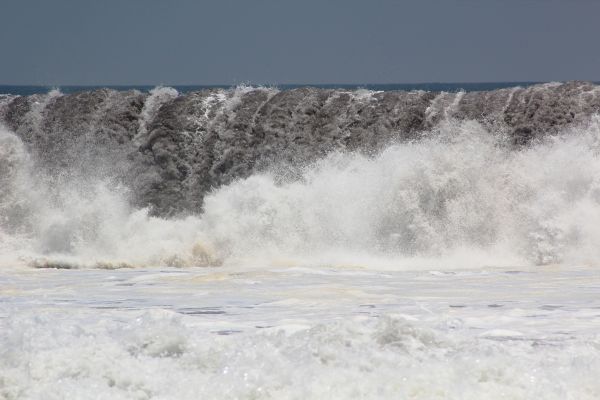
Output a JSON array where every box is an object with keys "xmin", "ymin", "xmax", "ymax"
[
  {"xmin": 0, "ymin": 126, "xmax": 214, "ymax": 269},
  {"xmin": 2, "ymin": 115, "xmax": 600, "ymax": 269},
  {"xmin": 200, "ymin": 117, "xmax": 600, "ymax": 268}
]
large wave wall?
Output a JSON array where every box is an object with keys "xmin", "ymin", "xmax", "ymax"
[{"xmin": 1, "ymin": 82, "xmax": 600, "ymax": 269}]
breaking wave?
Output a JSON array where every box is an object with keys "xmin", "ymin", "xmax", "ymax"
[{"xmin": 2, "ymin": 112, "xmax": 600, "ymax": 270}]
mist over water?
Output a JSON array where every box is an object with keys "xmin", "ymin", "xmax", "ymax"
[
  {"xmin": 2, "ymin": 113, "xmax": 600, "ymax": 270},
  {"xmin": 203, "ymin": 118, "xmax": 600, "ymax": 268},
  {"xmin": 0, "ymin": 125, "xmax": 204, "ymax": 269}
]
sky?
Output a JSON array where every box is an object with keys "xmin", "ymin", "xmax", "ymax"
[{"xmin": 1, "ymin": 0, "xmax": 599, "ymax": 85}]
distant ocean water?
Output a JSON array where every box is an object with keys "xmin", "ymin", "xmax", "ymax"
[{"xmin": 0, "ymin": 82, "xmax": 553, "ymax": 95}]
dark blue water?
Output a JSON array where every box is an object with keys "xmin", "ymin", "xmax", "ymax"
[{"xmin": 0, "ymin": 82, "xmax": 557, "ymax": 96}]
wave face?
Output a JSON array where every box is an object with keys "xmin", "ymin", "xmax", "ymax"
[{"xmin": 1, "ymin": 82, "xmax": 600, "ymax": 269}]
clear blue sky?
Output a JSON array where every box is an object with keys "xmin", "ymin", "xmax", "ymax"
[{"xmin": 1, "ymin": 0, "xmax": 599, "ymax": 85}]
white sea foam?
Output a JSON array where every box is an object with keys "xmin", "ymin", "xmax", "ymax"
[
  {"xmin": 3, "ymin": 310, "xmax": 598, "ymax": 400},
  {"xmin": 1, "ymin": 266, "xmax": 600, "ymax": 399}
]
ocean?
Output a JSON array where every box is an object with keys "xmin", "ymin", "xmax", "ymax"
[
  {"xmin": 1, "ymin": 82, "xmax": 600, "ymax": 399},
  {"xmin": 0, "ymin": 81, "xmax": 548, "ymax": 96}
]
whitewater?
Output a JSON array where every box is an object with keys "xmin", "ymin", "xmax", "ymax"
[{"xmin": 1, "ymin": 83, "xmax": 600, "ymax": 399}]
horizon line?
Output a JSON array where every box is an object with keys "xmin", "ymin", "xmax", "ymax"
[
  {"xmin": 0, "ymin": 79, "xmax": 556, "ymax": 87},
  {"xmin": 1, "ymin": 80, "xmax": 585, "ymax": 88}
]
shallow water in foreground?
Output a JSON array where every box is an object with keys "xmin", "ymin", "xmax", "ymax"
[{"xmin": 2, "ymin": 264, "xmax": 599, "ymax": 399}]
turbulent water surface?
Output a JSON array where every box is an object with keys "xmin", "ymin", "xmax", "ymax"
[{"xmin": 1, "ymin": 82, "xmax": 600, "ymax": 399}]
